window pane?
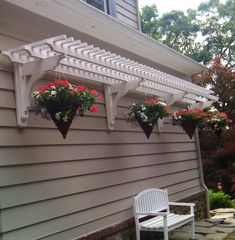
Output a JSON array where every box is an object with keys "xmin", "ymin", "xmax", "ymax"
[{"xmin": 86, "ymin": 0, "xmax": 105, "ymax": 11}]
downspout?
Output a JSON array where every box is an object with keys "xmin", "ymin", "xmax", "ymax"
[{"xmin": 195, "ymin": 129, "xmax": 211, "ymax": 218}]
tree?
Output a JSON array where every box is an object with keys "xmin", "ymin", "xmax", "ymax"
[
  {"xmin": 140, "ymin": 5, "xmax": 160, "ymax": 39},
  {"xmin": 140, "ymin": 0, "xmax": 235, "ymax": 66},
  {"xmin": 192, "ymin": 56, "xmax": 235, "ymax": 122},
  {"xmin": 157, "ymin": 9, "xmax": 202, "ymax": 60},
  {"xmin": 196, "ymin": 0, "xmax": 235, "ymax": 66},
  {"xmin": 140, "ymin": 0, "xmax": 235, "ymax": 120}
]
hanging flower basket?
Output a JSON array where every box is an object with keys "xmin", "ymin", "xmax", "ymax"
[
  {"xmin": 32, "ymin": 79, "xmax": 99, "ymax": 139},
  {"xmin": 203, "ymin": 107, "xmax": 232, "ymax": 137},
  {"xmin": 171, "ymin": 109, "xmax": 206, "ymax": 139},
  {"xmin": 126, "ymin": 97, "xmax": 171, "ymax": 138},
  {"xmin": 135, "ymin": 116, "xmax": 157, "ymax": 138},
  {"xmin": 46, "ymin": 104, "xmax": 78, "ymax": 139},
  {"xmin": 181, "ymin": 119, "xmax": 198, "ymax": 139}
]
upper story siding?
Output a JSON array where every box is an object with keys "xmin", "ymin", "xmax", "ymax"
[
  {"xmin": 83, "ymin": 0, "xmax": 140, "ymax": 30},
  {"xmin": 116, "ymin": 0, "xmax": 140, "ymax": 29}
]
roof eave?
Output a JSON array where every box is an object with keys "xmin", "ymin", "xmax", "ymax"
[{"xmin": 2, "ymin": 0, "xmax": 206, "ymax": 75}]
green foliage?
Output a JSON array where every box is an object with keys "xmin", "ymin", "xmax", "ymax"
[
  {"xmin": 140, "ymin": 0, "xmax": 235, "ymax": 67},
  {"xmin": 197, "ymin": 0, "xmax": 235, "ymax": 66},
  {"xmin": 140, "ymin": 5, "xmax": 160, "ymax": 39},
  {"xmin": 140, "ymin": 0, "xmax": 235, "ymax": 124},
  {"xmin": 126, "ymin": 98, "xmax": 170, "ymax": 126},
  {"xmin": 209, "ymin": 189, "xmax": 235, "ymax": 209}
]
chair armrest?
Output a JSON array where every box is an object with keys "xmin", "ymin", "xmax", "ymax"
[
  {"xmin": 136, "ymin": 211, "xmax": 168, "ymax": 216},
  {"xmin": 168, "ymin": 202, "xmax": 195, "ymax": 207},
  {"xmin": 168, "ymin": 202, "xmax": 195, "ymax": 215}
]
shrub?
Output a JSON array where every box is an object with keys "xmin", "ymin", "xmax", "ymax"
[{"xmin": 209, "ymin": 189, "xmax": 234, "ymax": 209}]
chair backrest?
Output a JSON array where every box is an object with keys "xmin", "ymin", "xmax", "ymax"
[{"xmin": 134, "ymin": 188, "xmax": 169, "ymax": 216}]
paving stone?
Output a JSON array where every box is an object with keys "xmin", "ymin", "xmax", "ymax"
[
  {"xmin": 205, "ymin": 218, "xmax": 224, "ymax": 224},
  {"xmin": 195, "ymin": 226, "xmax": 214, "ymax": 234},
  {"xmin": 214, "ymin": 226, "xmax": 235, "ymax": 234},
  {"xmin": 211, "ymin": 213, "xmax": 233, "ymax": 219},
  {"xmin": 160, "ymin": 208, "xmax": 235, "ymax": 240},
  {"xmin": 224, "ymin": 218, "xmax": 235, "ymax": 224},
  {"xmin": 214, "ymin": 208, "xmax": 235, "ymax": 213},
  {"xmin": 195, "ymin": 220, "xmax": 217, "ymax": 227},
  {"xmin": 206, "ymin": 233, "xmax": 228, "ymax": 240},
  {"xmin": 170, "ymin": 231, "xmax": 191, "ymax": 239},
  {"xmin": 218, "ymin": 222, "xmax": 235, "ymax": 228}
]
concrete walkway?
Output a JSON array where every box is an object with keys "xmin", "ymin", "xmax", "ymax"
[{"xmin": 170, "ymin": 208, "xmax": 235, "ymax": 240}]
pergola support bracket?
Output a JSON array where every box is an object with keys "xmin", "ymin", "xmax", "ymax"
[
  {"xmin": 191, "ymin": 101, "xmax": 214, "ymax": 109},
  {"xmin": 105, "ymin": 78, "xmax": 143, "ymax": 130},
  {"xmin": 12, "ymin": 55, "xmax": 63, "ymax": 127},
  {"xmin": 157, "ymin": 92, "xmax": 187, "ymax": 132}
]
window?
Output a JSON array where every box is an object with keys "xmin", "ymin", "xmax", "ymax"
[{"xmin": 83, "ymin": 0, "xmax": 116, "ymax": 17}]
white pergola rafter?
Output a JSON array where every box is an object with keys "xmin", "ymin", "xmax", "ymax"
[{"xmin": 2, "ymin": 35, "xmax": 218, "ymax": 129}]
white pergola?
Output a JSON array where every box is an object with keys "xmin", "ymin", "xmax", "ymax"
[{"xmin": 2, "ymin": 35, "xmax": 218, "ymax": 130}]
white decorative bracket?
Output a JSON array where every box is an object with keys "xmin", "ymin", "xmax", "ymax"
[
  {"xmin": 191, "ymin": 101, "xmax": 214, "ymax": 110},
  {"xmin": 157, "ymin": 92, "xmax": 187, "ymax": 132},
  {"xmin": 12, "ymin": 55, "xmax": 63, "ymax": 127},
  {"xmin": 104, "ymin": 78, "xmax": 143, "ymax": 130}
]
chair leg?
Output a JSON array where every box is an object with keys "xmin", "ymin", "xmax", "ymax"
[
  {"xmin": 164, "ymin": 230, "xmax": 169, "ymax": 240},
  {"xmin": 163, "ymin": 216, "xmax": 169, "ymax": 240},
  {"xmin": 191, "ymin": 219, "xmax": 195, "ymax": 240},
  {"xmin": 136, "ymin": 229, "xmax": 140, "ymax": 240}
]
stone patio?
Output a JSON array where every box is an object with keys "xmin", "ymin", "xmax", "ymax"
[{"xmin": 169, "ymin": 208, "xmax": 235, "ymax": 240}]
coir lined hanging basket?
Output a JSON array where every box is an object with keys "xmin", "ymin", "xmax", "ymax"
[
  {"xmin": 181, "ymin": 119, "xmax": 198, "ymax": 139},
  {"xmin": 135, "ymin": 116, "xmax": 158, "ymax": 138},
  {"xmin": 31, "ymin": 79, "xmax": 99, "ymax": 139},
  {"xmin": 126, "ymin": 98, "xmax": 170, "ymax": 139},
  {"xmin": 47, "ymin": 104, "xmax": 78, "ymax": 139}
]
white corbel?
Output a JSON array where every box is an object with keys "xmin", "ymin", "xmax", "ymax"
[
  {"xmin": 12, "ymin": 55, "xmax": 63, "ymax": 127},
  {"xmin": 191, "ymin": 101, "xmax": 214, "ymax": 110},
  {"xmin": 104, "ymin": 78, "xmax": 143, "ymax": 130},
  {"xmin": 157, "ymin": 92, "xmax": 187, "ymax": 132}
]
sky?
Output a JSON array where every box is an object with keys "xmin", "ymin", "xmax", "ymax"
[{"xmin": 138, "ymin": 0, "xmax": 224, "ymax": 15}]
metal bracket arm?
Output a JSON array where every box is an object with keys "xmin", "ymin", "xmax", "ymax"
[{"xmin": 104, "ymin": 78, "xmax": 143, "ymax": 130}]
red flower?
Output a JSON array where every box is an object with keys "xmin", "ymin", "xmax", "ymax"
[
  {"xmin": 77, "ymin": 85, "xmax": 86, "ymax": 91},
  {"xmin": 90, "ymin": 104, "xmax": 98, "ymax": 112},
  {"xmin": 37, "ymin": 85, "xmax": 48, "ymax": 93},
  {"xmin": 54, "ymin": 79, "xmax": 69, "ymax": 87},
  {"xmin": 219, "ymin": 112, "xmax": 228, "ymax": 118},
  {"xmin": 48, "ymin": 82, "xmax": 56, "ymax": 87},
  {"xmin": 146, "ymin": 98, "xmax": 158, "ymax": 104},
  {"xmin": 98, "ymin": 95, "xmax": 103, "ymax": 102},
  {"xmin": 90, "ymin": 89, "xmax": 98, "ymax": 96},
  {"xmin": 178, "ymin": 110, "xmax": 185, "ymax": 116}
]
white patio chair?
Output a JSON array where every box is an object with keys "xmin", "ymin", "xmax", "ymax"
[{"xmin": 133, "ymin": 188, "xmax": 195, "ymax": 240}]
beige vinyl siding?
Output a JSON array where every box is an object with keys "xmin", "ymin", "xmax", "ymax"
[
  {"xmin": 116, "ymin": 0, "xmax": 139, "ymax": 29},
  {"xmin": 0, "ymin": 69, "xmax": 202, "ymax": 240}
]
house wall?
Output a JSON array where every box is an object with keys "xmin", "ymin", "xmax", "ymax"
[
  {"xmin": 116, "ymin": 0, "xmax": 140, "ymax": 29},
  {"xmin": 0, "ymin": 63, "xmax": 203, "ymax": 240},
  {"xmin": 0, "ymin": 3, "xmax": 205, "ymax": 238}
]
